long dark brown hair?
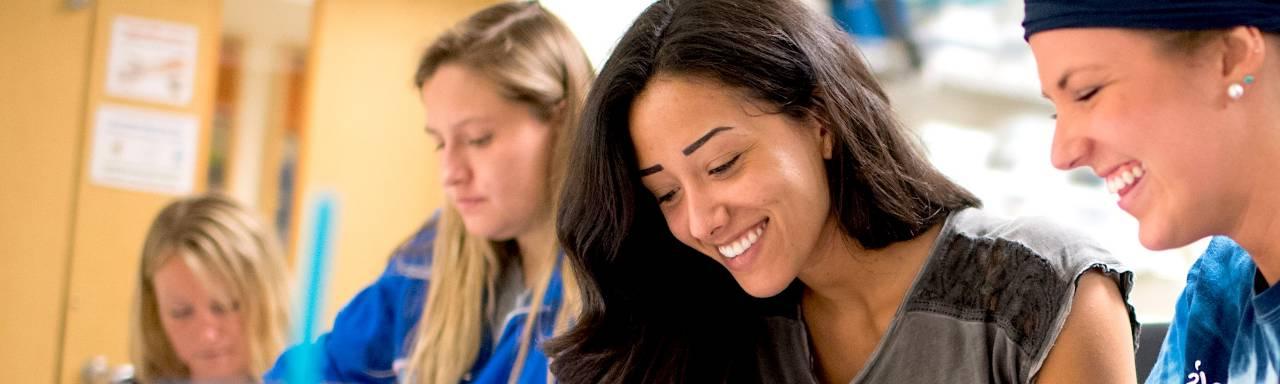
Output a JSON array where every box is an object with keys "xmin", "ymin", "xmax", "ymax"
[{"xmin": 546, "ymin": 0, "xmax": 979, "ymax": 382}]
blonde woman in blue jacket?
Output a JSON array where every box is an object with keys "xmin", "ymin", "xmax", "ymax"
[{"xmin": 266, "ymin": 2, "xmax": 593, "ymax": 383}]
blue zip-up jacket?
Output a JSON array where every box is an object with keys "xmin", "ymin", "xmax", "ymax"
[{"xmin": 264, "ymin": 217, "xmax": 565, "ymax": 383}]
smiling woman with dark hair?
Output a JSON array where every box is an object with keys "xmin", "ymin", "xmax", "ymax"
[{"xmin": 546, "ymin": 0, "xmax": 1140, "ymax": 383}]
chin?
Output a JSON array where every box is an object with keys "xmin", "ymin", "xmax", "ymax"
[
  {"xmin": 1137, "ymin": 221, "xmax": 1197, "ymax": 251},
  {"xmin": 191, "ymin": 367, "xmax": 245, "ymax": 381},
  {"xmin": 734, "ymin": 274, "xmax": 793, "ymax": 299},
  {"xmin": 460, "ymin": 218, "xmax": 503, "ymax": 239}
]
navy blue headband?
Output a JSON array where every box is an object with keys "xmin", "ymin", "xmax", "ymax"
[{"xmin": 1023, "ymin": 0, "xmax": 1280, "ymax": 40}]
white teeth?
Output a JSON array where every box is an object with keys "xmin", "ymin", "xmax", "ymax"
[
  {"xmin": 717, "ymin": 221, "xmax": 766, "ymax": 259},
  {"xmin": 1105, "ymin": 163, "xmax": 1146, "ymax": 195}
]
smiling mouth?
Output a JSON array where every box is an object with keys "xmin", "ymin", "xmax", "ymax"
[
  {"xmin": 717, "ymin": 220, "xmax": 766, "ymax": 259},
  {"xmin": 1105, "ymin": 162, "xmax": 1147, "ymax": 196}
]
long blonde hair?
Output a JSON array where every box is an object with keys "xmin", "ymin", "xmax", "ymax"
[
  {"xmin": 130, "ymin": 193, "xmax": 291, "ymax": 382},
  {"xmin": 406, "ymin": 2, "xmax": 593, "ymax": 383}
]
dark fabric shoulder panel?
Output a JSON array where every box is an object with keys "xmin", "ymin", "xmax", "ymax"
[{"xmin": 904, "ymin": 233, "xmax": 1066, "ymax": 358}]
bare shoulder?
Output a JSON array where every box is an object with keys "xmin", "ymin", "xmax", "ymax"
[{"xmin": 1035, "ymin": 271, "xmax": 1137, "ymax": 384}]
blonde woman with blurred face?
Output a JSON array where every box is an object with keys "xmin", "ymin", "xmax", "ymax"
[
  {"xmin": 264, "ymin": 2, "xmax": 593, "ymax": 383},
  {"xmin": 1023, "ymin": 1, "xmax": 1280, "ymax": 382},
  {"xmin": 132, "ymin": 194, "xmax": 290, "ymax": 383}
]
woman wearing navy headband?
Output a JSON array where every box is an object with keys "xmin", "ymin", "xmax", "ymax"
[{"xmin": 1023, "ymin": 1, "xmax": 1280, "ymax": 382}]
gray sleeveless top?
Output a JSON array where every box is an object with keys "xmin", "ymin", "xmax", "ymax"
[{"xmin": 755, "ymin": 208, "xmax": 1139, "ymax": 383}]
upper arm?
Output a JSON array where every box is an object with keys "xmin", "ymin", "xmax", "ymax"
[
  {"xmin": 265, "ymin": 276, "xmax": 409, "ymax": 382},
  {"xmin": 1035, "ymin": 270, "xmax": 1137, "ymax": 384}
]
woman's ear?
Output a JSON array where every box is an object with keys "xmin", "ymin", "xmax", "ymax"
[
  {"xmin": 1220, "ymin": 26, "xmax": 1267, "ymax": 85},
  {"xmin": 549, "ymin": 100, "xmax": 568, "ymax": 126},
  {"xmin": 810, "ymin": 114, "xmax": 834, "ymax": 160}
]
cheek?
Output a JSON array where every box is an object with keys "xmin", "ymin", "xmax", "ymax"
[
  {"xmin": 158, "ymin": 316, "xmax": 196, "ymax": 355},
  {"xmin": 497, "ymin": 131, "xmax": 554, "ymax": 195},
  {"xmin": 1087, "ymin": 96, "xmax": 1161, "ymax": 153},
  {"xmin": 766, "ymin": 151, "xmax": 826, "ymax": 210},
  {"xmin": 225, "ymin": 315, "xmax": 246, "ymax": 342},
  {"xmin": 1099, "ymin": 95, "xmax": 1216, "ymax": 174},
  {"xmin": 662, "ymin": 208, "xmax": 698, "ymax": 250},
  {"xmin": 227, "ymin": 317, "xmax": 250, "ymax": 360}
]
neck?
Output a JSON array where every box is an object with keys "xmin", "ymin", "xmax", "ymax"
[
  {"xmin": 1229, "ymin": 101, "xmax": 1280, "ymax": 285},
  {"xmin": 1230, "ymin": 167, "xmax": 1280, "ymax": 286},
  {"xmin": 797, "ymin": 217, "xmax": 941, "ymax": 315},
  {"xmin": 514, "ymin": 217, "xmax": 557, "ymax": 290}
]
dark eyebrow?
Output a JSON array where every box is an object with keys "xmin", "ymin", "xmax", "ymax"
[
  {"xmin": 682, "ymin": 126, "xmax": 733, "ymax": 156},
  {"xmin": 638, "ymin": 164, "xmax": 664, "ymax": 177}
]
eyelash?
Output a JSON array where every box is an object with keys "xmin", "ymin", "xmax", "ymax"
[
  {"xmin": 432, "ymin": 133, "xmax": 494, "ymax": 151},
  {"xmin": 656, "ymin": 188, "xmax": 678, "ymax": 204},
  {"xmin": 169, "ymin": 307, "xmax": 193, "ymax": 319},
  {"xmin": 1075, "ymin": 86, "xmax": 1101, "ymax": 102},
  {"xmin": 653, "ymin": 153, "xmax": 742, "ymax": 205},
  {"xmin": 709, "ymin": 153, "xmax": 741, "ymax": 176},
  {"xmin": 467, "ymin": 133, "xmax": 494, "ymax": 147},
  {"xmin": 167, "ymin": 300, "xmax": 240, "ymax": 319},
  {"xmin": 1050, "ymin": 86, "xmax": 1103, "ymax": 120}
]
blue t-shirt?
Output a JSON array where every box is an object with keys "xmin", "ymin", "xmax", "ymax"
[
  {"xmin": 264, "ymin": 217, "xmax": 565, "ymax": 383},
  {"xmin": 1147, "ymin": 237, "xmax": 1280, "ymax": 383}
]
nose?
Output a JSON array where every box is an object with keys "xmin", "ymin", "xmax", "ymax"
[
  {"xmin": 1049, "ymin": 116, "xmax": 1091, "ymax": 171},
  {"xmin": 684, "ymin": 185, "xmax": 728, "ymax": 245},
  {"xmin": 201, "ymin": 324, "xmax": 222, "ymax": 343},
  {"xmin": 440, "ymin": 145, "xmax": 472, "ymax": 187},
  {"xmin": 196, "ymin": 311, "xmax": 225, "ymax": 343}
]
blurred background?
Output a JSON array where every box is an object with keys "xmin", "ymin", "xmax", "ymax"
[{"xmin": 1, "ymin": 0, "xmax": 1197, "ymax": 382}]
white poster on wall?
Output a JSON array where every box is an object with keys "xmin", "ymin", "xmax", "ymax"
[
  {"xmin": 105, "ymin": 15, "xmax": 199, "ymax": 106},
  {"xmin": 90, "ymin": 104, "xmax": 199, "ymax": 195}
]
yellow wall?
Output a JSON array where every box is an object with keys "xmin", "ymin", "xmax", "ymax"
[
  {"xmin": 0, "ymin": 1, "xmax": 94, "ymax": 382},
  {"xmin": 1, "ymin": 1, "xmax": 219, "ymax": 382},
  {"xmin": 55, "ymin": 1, "xmax": 221, "ymax": 382},
  {"xmin": 2, "ymin": 0, "xmax": 501, "ymax": 381},
  {"xmin": 298, "ymin": 0, "xmax": 498, "ymax": 326}
]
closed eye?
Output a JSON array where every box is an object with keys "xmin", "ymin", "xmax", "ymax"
[
  {"xmin": 656, "ymin": 188, "xmax": 678, "ymax": 204},
  {"xmin": 168, "ymin": 307, "xmax": 194, "ymax": 319},
  {"xmin": 709, "ymin": 153, "xmax": 741, "ymax": 175},
  {"xmin": 211, "ymin": 300, "xmax": 240, "ymax": 315},
  {"xmin": 1075, "ymin": 86, "xmax": 1101, "ymax": 102},
  {"xmin": 467, "ymin": 133, "xmax": 493, "ymax": 147}
]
